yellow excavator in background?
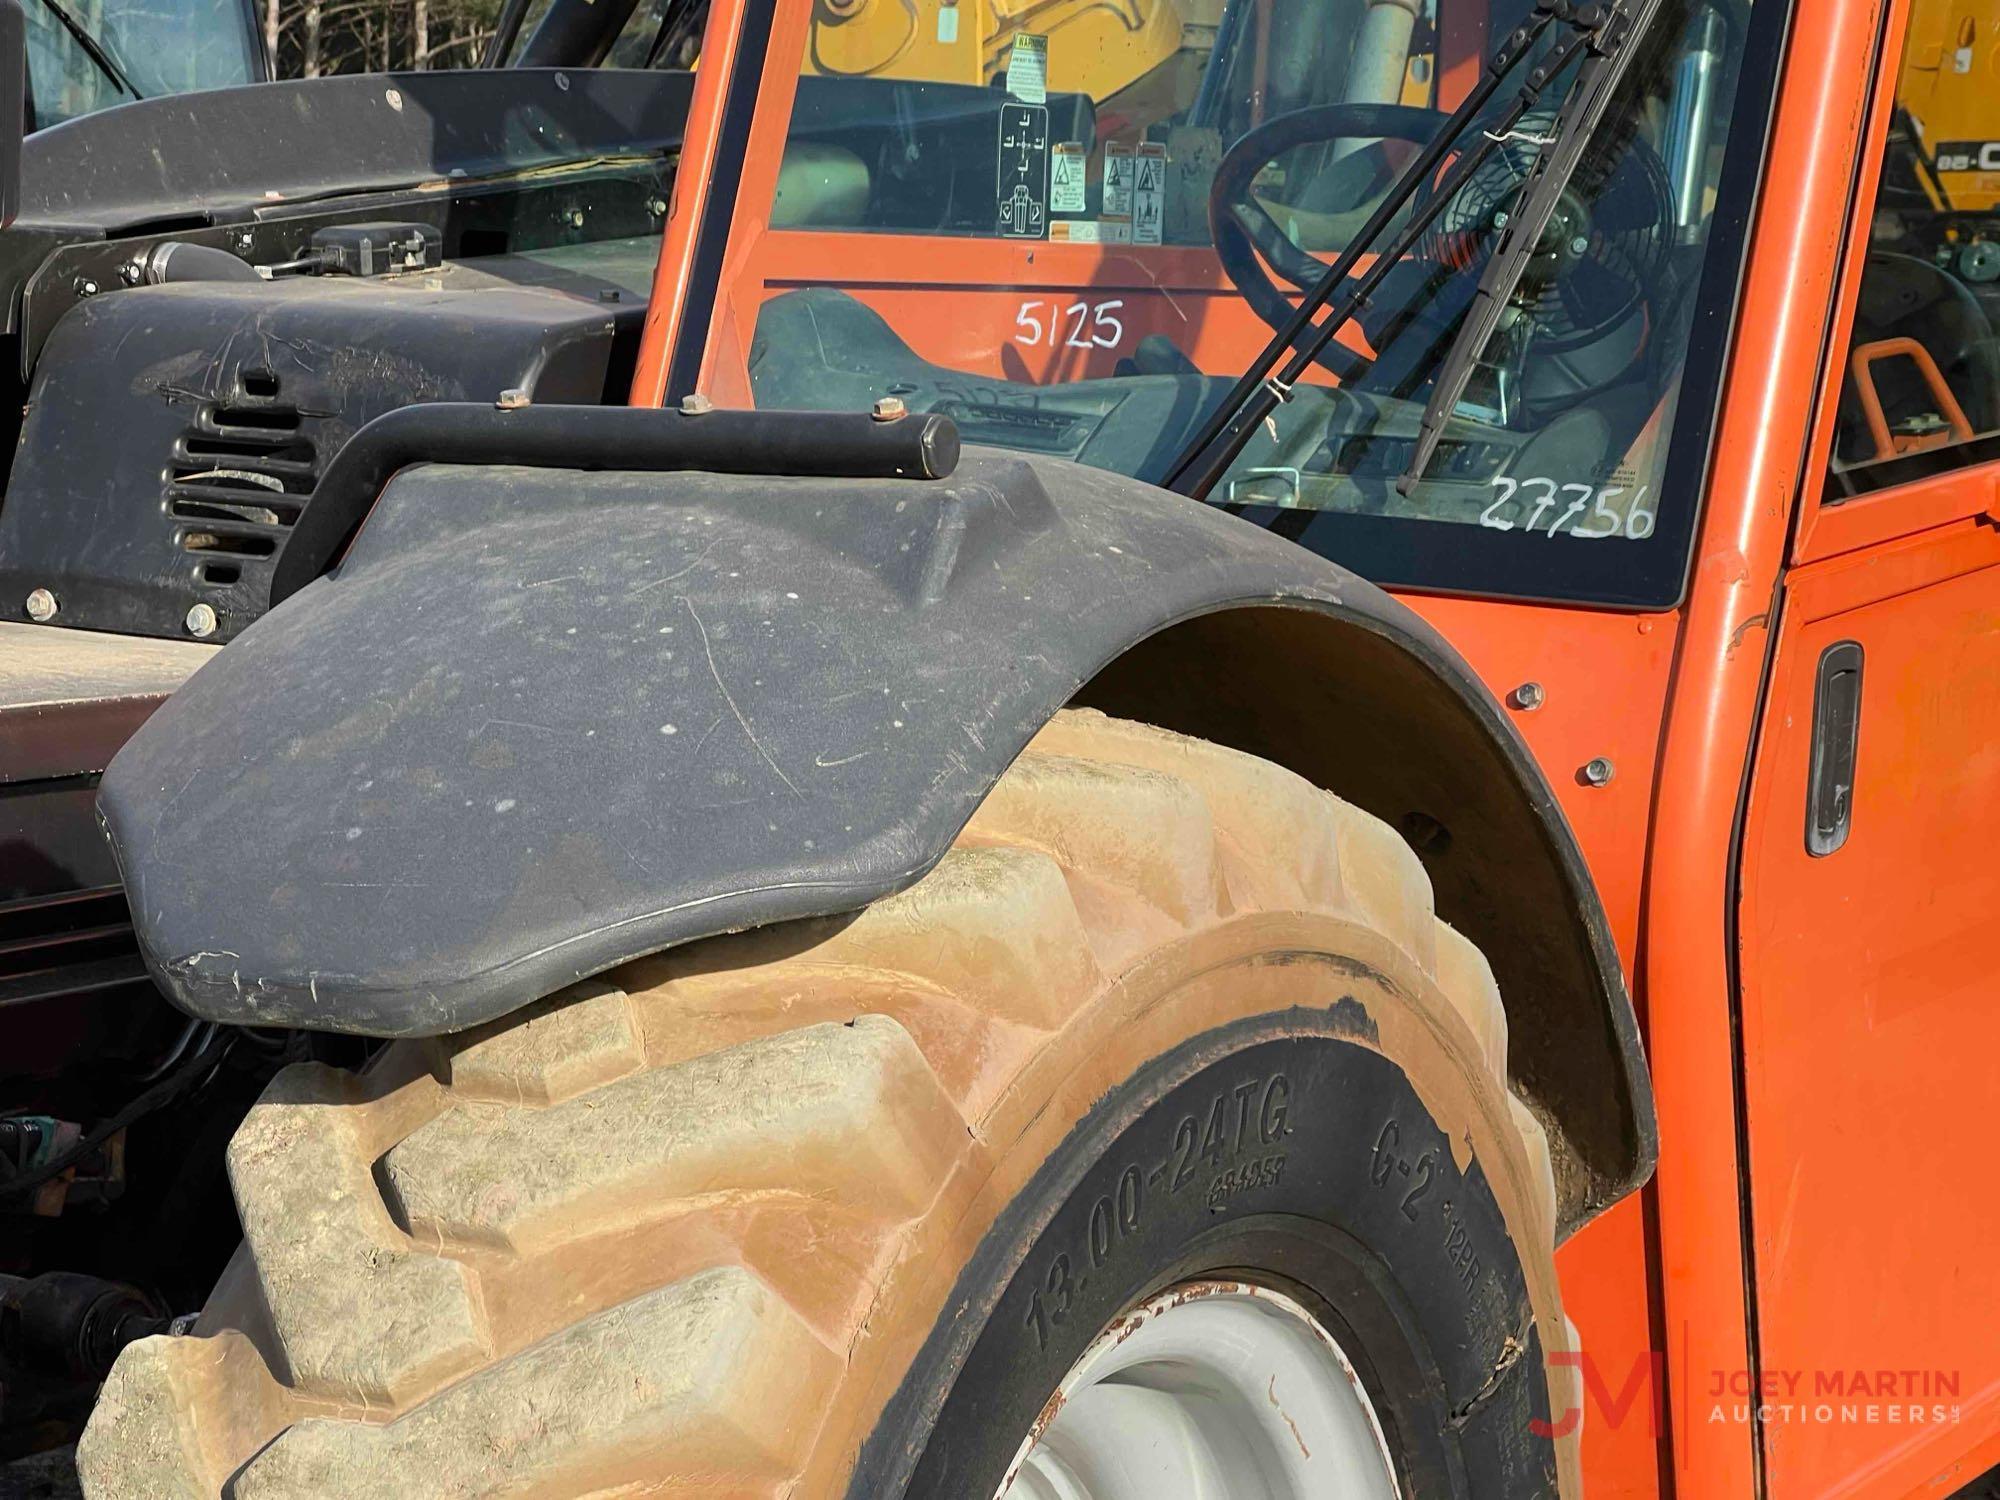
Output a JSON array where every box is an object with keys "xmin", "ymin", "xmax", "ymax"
[
  {"xmin": 790, "ymin": 0, "xmax": 1437, "ymax": 244},
  {"xmin": 1892, "ymin": 0, "xmax": 2000, "ymax": 209},
  {"xmin": 798, "ymin": 0, "xmax": 1433, "ymax": 113},
  {"xmin": 801, "ymin": 0, "xmax": 1218, "ymax": 100}
]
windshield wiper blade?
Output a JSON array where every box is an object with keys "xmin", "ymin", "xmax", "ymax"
[
  {"xmin": 33, "ymin": 0, "xmax": 145, "ymax": 102},
  {"xmin": 1163, "ymin": 0, "xmax": 1599, "ymax": 499},
  {"xmin": 1396, "ymin": 0, "xmax": 1663, "ymax": 495}
]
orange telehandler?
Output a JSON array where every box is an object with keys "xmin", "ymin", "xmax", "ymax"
[{"xmin": 0, "ymin": 0, "xmax": 1996, "ymax": 1492}]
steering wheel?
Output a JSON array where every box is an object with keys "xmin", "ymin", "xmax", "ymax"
[{"xmin": 1208, "ymin": 103, "xmax": 1449, "ymax": 377}]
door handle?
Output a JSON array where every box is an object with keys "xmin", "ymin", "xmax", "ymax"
[{"xmin": 1806, "ymin": 640, "xmax": 1864, "ymax": 857}]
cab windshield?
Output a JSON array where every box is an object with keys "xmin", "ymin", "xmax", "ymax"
[
  {"xmin": 24, "ymin": 0, "xmax": 264, "ymax": 128},
  {"xmin": 728, "ymin": 0, "xmax": 1783, "ymax": 607}
]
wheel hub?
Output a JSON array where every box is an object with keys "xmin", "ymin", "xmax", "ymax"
[{"xmin": 995, "ymin": 1280, "xmax": 1403, "ymax": 1500}]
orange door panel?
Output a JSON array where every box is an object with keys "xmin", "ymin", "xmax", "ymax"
[{"xmin": 1739, "ymin": 519, "xmax": 2000, "ymax": 1499}]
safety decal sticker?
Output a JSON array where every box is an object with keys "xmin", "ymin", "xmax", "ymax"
[
  {"xmin": 1133, "ymin": 142, "xmax": 1167, "ymax": 245},
  {"xmin": 1006, "ymin": 33, "xmax": 1048, "ymax": 104},
  {"xmin": 1050, "ymin": 220, "xmax": 1131, "ymax": 243},
  {"xmin": 936, "ymin": 0, "xmax": 959, "ymax": 43},
  {"xmin": 1103, "ymin": 142, "xmax": 1134, "ymax": 220},
  {"xmin": 1051, "ymin": 142, "xmax": 1087, "ymax": 214},
  {"xmin": 998, "ymin": 103, "xmax": 1051, "ymax": 239}
]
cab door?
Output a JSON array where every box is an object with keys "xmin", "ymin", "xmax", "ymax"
[{"xmin": 1737, "ymin": 2, "xmax": 2000, "ymax": 1492}]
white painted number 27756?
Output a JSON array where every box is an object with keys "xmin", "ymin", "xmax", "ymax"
[{"xmin": 1478, "ymin": 477, "xmax": 1656, "ymax": 539}]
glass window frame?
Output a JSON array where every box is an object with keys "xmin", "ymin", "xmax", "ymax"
[
  {"xmin": 1810, "ymin": 0, "xmax": 2000, "ymax": 509},
  {"xmin": 1791, "ymin": 0, "xmax": 2000, "ymax": 564}
]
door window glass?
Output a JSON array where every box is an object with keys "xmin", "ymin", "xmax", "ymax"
[
  {"xmin": 25, "ymin": 0, "xmax": 261, "ymax": 129},
  {"xmin": 1828, "ymin": 0, "xmax": 2000, "ymax": 499}
]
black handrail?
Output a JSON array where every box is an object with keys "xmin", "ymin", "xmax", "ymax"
[{"xmin": 269, "ymin": 402, "xmax": 961, "ymax": 609}]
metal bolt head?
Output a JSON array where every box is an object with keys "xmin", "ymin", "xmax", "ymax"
[
  {"xmin": 1569, "ymin": 235, "xmax": 1589, "ymax": 256},
  {"xmin": 1510, "ymin": 681, "xmax": 1545, "ymax": 711},
  {"xmin": 495, "ymin": 388, "xmax": 532, "ymax": 411},
  {"xmin": 679, "ymin": 392, "xmax": 714, "ymax": 415},
  {"xmin": 1581, "ymin": 757, "xmax": 1615, "ymax": 787},
  {"xmin": 120, "ymin": 260, "xmax": 145, "ymax": 286},
  {"xmin": 73, "ymin": 277, "xmax": 99, "ymax": 298},
  {"xmin": 872, "ymin": 396, "xmax": 908, "ymax": 422},
  {"xmin": 184, "ymin": 602, "xmax": 219, "ymax": 639},
  {"xmin": 647, "ymin": 197, "xmax": 668, "ymax": 217},
  {"xmin": 1492, "ymin": 210, "xmax": 1510, "ymax": 229},
  {"xmin": 24, "ymin": 587, "xmax": 57, "ymax": 622}
]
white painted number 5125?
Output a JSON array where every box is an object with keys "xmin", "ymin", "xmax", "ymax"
[{"xmin": 1014, "ymin": 298, "xmax": 1127, "ymax": 351}]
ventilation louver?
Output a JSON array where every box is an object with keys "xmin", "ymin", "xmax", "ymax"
[{"xmin": 167, "ymin": 376, "xmax": 319, "ymax": 589}]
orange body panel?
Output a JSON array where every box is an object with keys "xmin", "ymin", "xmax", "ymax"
[
  {"xmin": 1558, "ymin": 1198, "xmax": 1675, "ymax": 1498},
  {"xmin": 1412, "ymin": 594, "xmax": 1680, "ymax": 1498},
  {"xmin": 1804, "ymin": 462, "xmax": 2000, "ymax": 564},
  {"xmin": 1731, "ymin": 0, "xmax": 2000, "ymax": 1486},
  {"xmin": 1637, "ymin": 0, "xmax": 1891, "ymax": 1486},
  {"xmin": 1406, "ymin": 597, "xmax": 1679, "ymax": 968},
  {"xmin": 631, "ymin": 0, "xmax": 759, "ymax": 407}
]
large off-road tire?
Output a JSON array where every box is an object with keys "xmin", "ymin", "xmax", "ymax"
[{"xmin": 77, "ymin": 709, "xmax": 1577, "ymax": 1498}]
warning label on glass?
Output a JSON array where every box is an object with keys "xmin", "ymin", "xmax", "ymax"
[
  {"xmin": 1133, "ymin": 142, "xmax": 1166, "ymax": 245},
  {"xmin": 1051, "ymin": 142, "xmax": 1087, "ymax": 213},
  {"xmin": 1006, "ymin": 34, "xmax": 1048, "ymax": 104},
  {"xmin": 1050, "ymin": 220, "xmax": 1131, "ymax": 244},
  {"xmin": 997, "ymin": 103, "xmax": 1050, "ymax": 238},
  {"xmin": 1103, "ymin": 142, "xmax": 1134, "ymax": 220}
]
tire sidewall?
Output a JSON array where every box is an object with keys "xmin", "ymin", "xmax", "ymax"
[{"xmin": 850, "ymin": 998, "xmax": 1559, "ymax": 1499}]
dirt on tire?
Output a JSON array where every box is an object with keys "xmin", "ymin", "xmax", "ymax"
[{"xmin": 76, "ymin": 709, "xmax": 1575, "ymax": 1498}]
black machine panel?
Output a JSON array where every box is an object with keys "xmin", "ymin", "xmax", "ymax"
[{"xmin": 0, "ymin": 258, "xmax": 656, "ymax": 641}]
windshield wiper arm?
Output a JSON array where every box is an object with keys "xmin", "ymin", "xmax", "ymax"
[
  {"xmin": 33, "ymin": 0, "xmax": 145, "ymax": 102},
  {"xmin": 1163, "ymin": 0, "xmax": 1601, "ymax": 499},
  {"xmin": 1396, "ymin": 0, "xmax": 1662, "ymax": 495}
]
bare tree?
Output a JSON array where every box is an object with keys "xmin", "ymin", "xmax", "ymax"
[
  {"xmin": 301, "ymin": 0, "xmax": 321, "ymax": 75},
  {"xmin": 270, "ymin": 0, "xmax": 505, "ymax": 77}
]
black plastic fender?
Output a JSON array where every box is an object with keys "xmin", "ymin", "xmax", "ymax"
[{"xmin": 98, "ymin": 447, "xmax": 1652, "ymax": 1229}]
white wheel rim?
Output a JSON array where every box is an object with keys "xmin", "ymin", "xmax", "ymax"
[{"xmin": 994, "ymin": 1280, "xmax": 1403, "ymax": 1500}]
